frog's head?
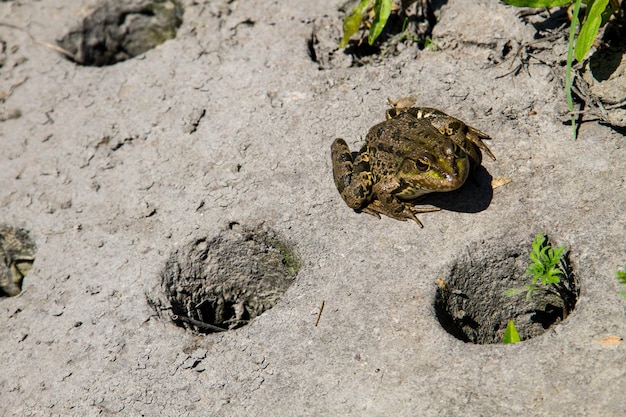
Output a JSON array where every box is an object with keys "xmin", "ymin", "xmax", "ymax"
[{"xmin": 394, "ymin": 140, "xmax": 470, "ymax": 200}]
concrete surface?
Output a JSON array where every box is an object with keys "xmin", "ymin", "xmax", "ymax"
[{"xmin": 1, "ymin": 0, "xmax": 625, "ymax": 415}]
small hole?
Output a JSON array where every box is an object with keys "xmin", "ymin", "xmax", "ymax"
[
  {"xmin": 434, "ymin": 236, "xmax": 579, "ymax": 344},
  {"xmin": 57, "ymin": 0, "xmax": 183, "ymax": 66},
  {"xmin": 158, "ymin": 225, "xmax": 299, "ymax": 334}
]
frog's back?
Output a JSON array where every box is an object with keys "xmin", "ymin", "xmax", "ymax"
[{"xmin": 365, "ymin": 112, "xmax": 448, "ymax": 175}]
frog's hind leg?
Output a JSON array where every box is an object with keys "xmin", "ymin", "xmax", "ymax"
[{"xmin": 331, "ymin": 139, "xmax": 374, "ymax": 209}]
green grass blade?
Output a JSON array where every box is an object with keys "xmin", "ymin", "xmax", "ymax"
[
  {"xmin": 575, "ymin": 0, "xmax": 609, "ymax": 61},
  {"xmin": 503, "ymin": 320, "xmax": 521, "ymax": 344},
  {"xmin": 368, "ymin": 0, "xmax": 393, "ymax": 45},
  {"xmin": 566, "ymin": 0, "xmax": 583, "ymax": 139}
]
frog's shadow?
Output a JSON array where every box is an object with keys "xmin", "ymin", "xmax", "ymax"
[{"xmin": 417, "ymin": 166, "xmax": 493, "ymax": 214}]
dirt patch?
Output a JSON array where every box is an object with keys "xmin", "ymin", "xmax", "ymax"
[{"xmin": 57, "ymin": 0, "xmax": 183, "ymax": 66}]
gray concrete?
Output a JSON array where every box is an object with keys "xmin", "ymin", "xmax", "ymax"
[{"xmin": 1, "ymin": 0, "xmax": 624, "ymax": 415}]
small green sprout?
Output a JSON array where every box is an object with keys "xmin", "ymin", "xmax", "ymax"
[
  {"xmin": 526, "ymin": 233, "xmax": 566, "ymax": 286},
  {"xmin": 617, "ymin": 265, "xmax": 626, "ymax": 298},
  {"xmin": 502, "ymin": 320, "xmax": 521, "ymax": 344},
  {"xmin": 505, "ymin": 233, "xmax": 567, "ymax": 300},
  {"xmin": 501, "ymin": 0, "xmax": 622, "ymax": 139}
]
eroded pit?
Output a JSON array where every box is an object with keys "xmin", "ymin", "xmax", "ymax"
[
  {"xmin": 158, "ymin": 224, "xmax": 299, "ymax": 334},
  {"xmin": 435, "ymin": 235, "xmax": 579, "ymax": 344},
  {"xmin": 57, "ymin": 0, "xmax": 183, "ymax": 66}
]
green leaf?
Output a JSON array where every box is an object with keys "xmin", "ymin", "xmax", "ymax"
[
  {"xmin": 503, "ymin": 320, "xmax": 521, "ymax": 344},
  {"xmin": 339, "ymin": 0, "xmax": 373, "ymax": 48},
  {"xmin": 532, "ymin": 233, "xmax": 546, "ymax": 254},
  {"xmin": 501, "ymin": 0, "xmax": 572, "ymax": 6},
  {"xmin": 529, "ymin": 250, "xmax": 541, "ymax": 265},
  {"xmin": 545, "ymin": 271, "xmax": 562, "ymax": 285},
  {"xmin": 574, "ymin": 0, "xmax": 609, "ymax": 61},
  {"xmin": 548, "ymin": 265, "xmax": 564, "ymax": 276},
  {"xmin": 368, "ymin": 0, "xmax": 393, "ymax": 46},
  {"xmin": 550, "ymin": 245, "xmax": 566, "ymax": 261}
]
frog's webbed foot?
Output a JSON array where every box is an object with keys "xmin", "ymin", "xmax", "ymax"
[{"xmin": 360, "ymin": 198, "xmax": 440, "ymax": 228}]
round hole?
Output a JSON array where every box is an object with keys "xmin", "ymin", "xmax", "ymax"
[
  {"xmin": 434, "ymin": 236, "xmax": 579, "ymax": 344},
  {"xmin": 159, "ymin": 224, "xmax": 299, "ymax": 334},
  {"xmin": 57, "ymin": 0, "xmax": 183, "ymax": 66},
  {"xmin": 0, "ymin": 224, "xmax": 36, "ymax": 297}
]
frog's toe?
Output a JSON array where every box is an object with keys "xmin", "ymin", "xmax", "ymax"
[
  {"xmin": 405, "ymin": 211, "xmax": 424, "ymax": 228},
  {"xmin": 467, "ymin": 129, "xmax": 496, "ymax": 161},
  {"xmin": 360, "ymin": 206, "xmax": 382, "ymax": 219}
]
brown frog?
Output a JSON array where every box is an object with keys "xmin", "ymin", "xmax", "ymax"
[{"xmin": 331, "ymin": 98, "xmax": 496, "ymax": 227}]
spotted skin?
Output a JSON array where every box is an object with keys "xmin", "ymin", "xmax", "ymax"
[{"xmin": 331, "ymin": 100, "xmax": 495, "ymax": 227}]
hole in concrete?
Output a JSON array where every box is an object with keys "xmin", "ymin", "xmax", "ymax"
[
  {"xmin": 435, "ymin": 235, "xmax": 579, "ymax": 344},
  {"xmin": 159, "ymin": 224, "xmax": 300, "ymax": 334},
  {"xmin": 57, "ymin": 0, "xmax": 183, "ymax": 66},
  {"xmin": 0, "ymin": 224, "xmax": 36, "ymax": 297}
]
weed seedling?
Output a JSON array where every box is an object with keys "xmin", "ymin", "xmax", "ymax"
[{"xmin": 506, "ymin": 233, "xmax": 567, "ymax": 300}]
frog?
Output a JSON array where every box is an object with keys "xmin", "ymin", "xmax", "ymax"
[
  {"xmin": 0, "ymin": 224, "xmax": 36, "ymax": 297},
  {"xmin": 331, "ymin": 98, "xmax": 496, "ymax": 227}
]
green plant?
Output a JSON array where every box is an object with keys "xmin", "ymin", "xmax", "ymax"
[
  {"xmin": 501, "ymin": 0, "xmax": 622, "ymax": 139},
  {"xmin": 617, "ymin": 265, "xmax": 626, "ymax": 297},
  {"xmin": 502, "ymin": 320, "xmax": 521, "ymax": 344},
  {"xmin": 505, "ymin": 233, "xmax": 567, "ymax": 300},
  {"xmin": 340, "ymin": 0, "xmax": 394, "ymax": 48}
]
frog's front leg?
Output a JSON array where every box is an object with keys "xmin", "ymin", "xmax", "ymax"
[
  {"xmin": 331, "ymin": 139, "xmax": 374, "ymax": 209},
  {"xmin": 365, "ymin": 181, "xmax": 439, "ymax": 228}
]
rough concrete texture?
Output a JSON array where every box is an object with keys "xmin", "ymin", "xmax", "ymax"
[{"xmin": 1, "ymin": 0, "xmax": 625, "ymax": 415}]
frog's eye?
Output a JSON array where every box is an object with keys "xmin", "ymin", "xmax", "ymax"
[{"xmin": 415, "ymin": 157, "xmax": 430, "ymax": 171}]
